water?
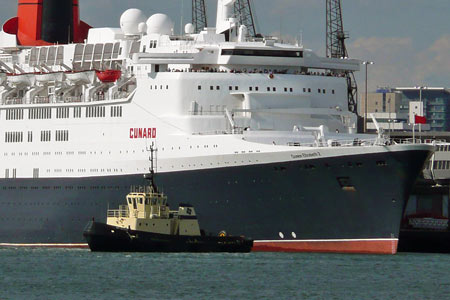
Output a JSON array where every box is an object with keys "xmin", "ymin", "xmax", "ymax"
[{"xmin": 0, "ymin": 248, "xmax": 449, "ymax": 300}]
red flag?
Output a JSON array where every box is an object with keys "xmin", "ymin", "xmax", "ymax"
[{"xmin": 415, "ymin": 115, "xmax": 426, "ymax": 124}]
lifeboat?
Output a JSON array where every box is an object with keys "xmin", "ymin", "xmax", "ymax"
[
  {"xmin": 65, "ymin": 70, "xmax": 96, "ymax": 85},
  {"xmin": 35, "ymin": 72, "xmax": 64, "ymax": 83},
  {"xmin": 7, "ymin": 73, "xmax": 34, "ymax": 86},
  {"xmin": 95, "ymin": 69, "xmax": 121, "ymax": 83}
]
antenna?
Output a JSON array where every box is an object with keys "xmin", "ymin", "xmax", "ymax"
[
  {"xmin": 180, "ymin": 0, "xmax": 184, "ymax": 35},
  {"xmin": 192, "ymin": 0, "xmax": 207, "ymax": 33},
  {"xmin": 326, "ymin": 0, "xmax": 358, "ymax": 114},
  {"xmin": 234, "ymin": 0, "xmax": 257, "ymax": 37}
]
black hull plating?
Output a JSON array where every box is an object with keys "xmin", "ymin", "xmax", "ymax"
[
  {"xmin": 398, "ymin": 229, "xmax": 450, "ymax": 253},
  {"xmin": 83, "ymin": 221, "xmax": 253, "ymax": 252},
  {"xmin": 0, "ymin": 150, "xmax": 429, "ymax": 244}
]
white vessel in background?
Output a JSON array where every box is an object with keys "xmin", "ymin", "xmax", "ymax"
[{"xmin": 0, "ymin": 0, "xmax": 432, "ymax": 254}]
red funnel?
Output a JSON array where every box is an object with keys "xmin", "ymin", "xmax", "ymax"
[{"xmin": 2, "ymin": 0, "xmax": 91, "ymax": 46}]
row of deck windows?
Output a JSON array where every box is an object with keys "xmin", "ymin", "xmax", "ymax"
[
  {"xmin": 86, "ymin": 106, "xmax": 106, "ymax": 118},
  {"xmin": 6, "ymin": 109, "xmax": 24, "ymax": 120},
  {"xmin": 55, "ymin": 130, "xmax": 69, "ymax": 142},
  {"xmin": 436, "ymin": 145, "xmax": 450, "ymax": 152},
  {"xmin": 111, "ymin": 106, "xmax": 123, "ymax": 117},
  {"xmin": 196, "ymin": 85, "xmax": 334, "ymax": 94},
  {"xmin": 5, "ymin": 130, "xmax": 69, "ymax": 143},
  {"xmin": 5, "ymin": 132, "xmax": 23, "ymax": 143},
  {"xmin": 150, "ymin": 85, "xmax": 169, "ymax": 90},
  {"xmin": 3, "ymin": 106, "xmax": 122, "ymax": 120},
  {"xmin": 429, "ymin": 160, "xmax": 450, "ymax": 170},
  {"xmin": 29, "ymin": 108, "xmax": 52, "ymax": 119},
  {"xmin": 56, "ymin": 107, "xmax": 70, "ymax": 119}
]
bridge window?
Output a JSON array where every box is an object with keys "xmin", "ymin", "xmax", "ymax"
[{"xmin": 221, "ymin": 49, "xmax": 303, "ymax": 58}]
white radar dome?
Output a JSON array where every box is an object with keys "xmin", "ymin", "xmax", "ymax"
[
  {"xmin": 120, "ymin": 8, "xmax": 147, "ymax": 35},
  {"xmin": 138, "ymin": 22, "xmax": 147, "ymax": 34},
  {"xmin": 146, "ymin": 14, "xmax": 174, "ymax": 35},
  {"xmin": 185, "ymin": 23, "xmax": 195, "ymax": 34}
]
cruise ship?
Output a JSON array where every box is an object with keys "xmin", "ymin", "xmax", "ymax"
[{"xmin": 0, "ymin": 0, "xmax": 432, "ymax": 253}]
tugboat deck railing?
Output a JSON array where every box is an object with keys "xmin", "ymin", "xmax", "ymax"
[{"xmin": 107, "ymin": 205, "xmax": 129, "ymax": 218}]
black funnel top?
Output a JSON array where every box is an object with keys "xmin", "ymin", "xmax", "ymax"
[{"xmin": 41, "ymin": 0, "xmax": 73, "ymax": 43}]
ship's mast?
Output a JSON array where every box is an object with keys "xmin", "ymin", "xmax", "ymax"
[
  {"xmin": 192, "ymin": 0, "xmax": 208, "ymax": 33},
  {"xmin": 233, "ymin": 0, "xmax": 257, "ymax": 37},
  {"xmin": 326, "ymin": 0, "xmax": 358, "ymax": 114}
]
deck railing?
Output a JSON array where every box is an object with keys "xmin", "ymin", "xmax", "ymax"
[{"xmin": 107, "ymin": 205, "xmax": 129, "ymax": 218}]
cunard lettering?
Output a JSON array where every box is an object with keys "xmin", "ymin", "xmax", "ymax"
[{"xmin": 129, "ymin": 128, "xmax": 157, "ymax": 139}]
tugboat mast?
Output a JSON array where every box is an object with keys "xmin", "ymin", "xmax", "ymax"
[{"xmin": 146, "ymin": 143, "xmax": 159, "ymax": 193}]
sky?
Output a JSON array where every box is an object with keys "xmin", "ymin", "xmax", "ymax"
[{"xmin": 1, "ymin": 0, "xmax": 449, "ymax": 92}]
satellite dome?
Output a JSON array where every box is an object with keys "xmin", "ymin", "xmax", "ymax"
[
  {"xmin": 185, "ymin": 23, "xmax": 195, "ymax": 34},
  {"xmin": 146, "ymin": 14, "xmax": 174, "ymax": 35},
  {"xmin": 138, "ymin": 22, "xmax": 147, "ymax": 34},
  {"xmin": 120, "ymin": 9, "xmax": 147, "ymax": 35}
]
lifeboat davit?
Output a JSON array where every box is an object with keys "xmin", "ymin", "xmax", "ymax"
[
  {"xmin": 95, "ymin": 70, "xmax": 121, "ymax": 83},
  {"xmin": 0, "ymin": 72, "xmax": 6, "ymax": 85}
]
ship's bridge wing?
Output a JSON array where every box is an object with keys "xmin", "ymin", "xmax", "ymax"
[{"xmin": 218, "ymin": 44, "xmax": 359, "ymax": 71}]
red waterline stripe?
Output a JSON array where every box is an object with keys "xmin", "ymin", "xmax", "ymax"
[
  {"xmin": 0, "ymin": 243, "xmax": 89, "ymax": 249},
  {"xmin": 252, "ymin": 239, "xmax": 399, "ymax": 254}
]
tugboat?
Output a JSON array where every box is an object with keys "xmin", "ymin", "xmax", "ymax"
[{"xmin": 83, "ymin": 148, "xmax": 253, "ymax": 252}]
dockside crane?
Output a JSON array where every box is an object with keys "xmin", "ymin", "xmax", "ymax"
[
  {"xmin": 326, "ymin": 0, "xmax": 358, "ymax": 114},
  {"xmin": 192, "ymin": 0, "xmax": 208, "ymax": 33},
  {"xmin": 234, "ymin": 0, "xmax": 257, "ymax": 37}
]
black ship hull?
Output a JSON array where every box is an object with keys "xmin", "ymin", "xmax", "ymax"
[
  {"xmin": 398, "ymin": 229, "xmax": 450, "ymax": 253},
  {"xmin": 83, "ymin": 221, "xmax": 253, "ymax": 252},
  {"xmin": 0, "ymin": 149, "xmax": 430, "ymax": 253}
]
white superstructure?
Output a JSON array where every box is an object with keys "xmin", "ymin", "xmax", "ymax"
[{"xmin": 0, "ymin": 3, "xmax": 375, "ymax": 180}]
